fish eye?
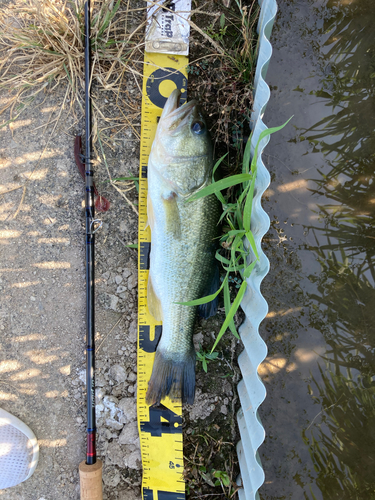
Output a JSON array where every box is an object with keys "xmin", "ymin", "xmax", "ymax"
[{"xmin": 191, "ymin": 120, "xmax": 205, "ymax": 135}]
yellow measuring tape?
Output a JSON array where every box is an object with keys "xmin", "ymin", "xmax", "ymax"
[{"xmin": 137, "ymin": 51, "xmax": 189, "ymax": 500}]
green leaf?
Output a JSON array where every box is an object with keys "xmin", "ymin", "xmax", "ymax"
[
  {"xmin": 97, "ymin": 0, "xmax": 121, "ymax": 38},
  {"xmin": 245, "ymin": 230, "xmax": 259, "ymax": 260},
  {"xmin": 203, "ymin": 359, "xmax": 207, "ymax": 373},
  {"xmin": 212, "ymin": 153, "xmax": 228, "ymax": 179},
  {"xmin": 250, "ymin": 117, "xmax": 293, "ymax": 173},
  {"xmin": 187, "ymin": 174, "xmax": 253, "ymax": 202},
  {"xmin": 0, "ymin": 115, "xmax": 21, "ymax": 130},
  {"xmin": 63, "ymin": 63, "xmax": 74, "ymax": 90},
  {"xmin": 227, "ymin": 218, "xmax": 236, "ymax": 231},
  {"xmin": 243, "ymin": 133, "xmax": 252, "ymax": 174},
  {"xmin": 223, "ymin": 265, "xmax": 243, "ymax": 272},
  {"xmin": 235, "ymin": 202, "xmax": 243, "ymax": 229},
  {"xmin": 243, "ymin": 172, "xmax": 256, "ymax": 231},
  {"xmin": 176, "ymin": 274, "xmax": 228, "ymax": 306},
  {"xmin": 230, "ymin": 233, "xmax": 243, "ymax": 268},
  {"xmin": 211, "ymin": 280, "xmax": 247, "ymax": 352},
  {"xmin": 215, "ymin": 190, "xmax": 227, "ymax": 205},
  {"xmin": 218, "ymin": 252, "xmax": 242, "ymax": 273},
  {"xmin": 213, "ymin": 470, "xmax": 230, "ymax": 486},
  {"xmin": 224, "ymin": 279, "xmax": 239, "ymax": 338},
  {"xmin": 215, "ymin": 251, "xmax": 231, "ymax": 265},
  {"xmin": 237, "ymin": 182, "xmax": 250, "ymax": 205},
  {"xmin": 243, "ymin": 260, "xmax": 257, "ymax": 279},
  {"xmin": 220, "ymin": 13, "xmax": 226, "ymax": 29},
  {"xmin": 226, "ymin": 229, "xmax": 246, "ymax": 238},
  {"xmin": 222, "ymin": 475, "xmax": 230, "ymax": 487},
  {"xmin": 218, "ymin": 205, "xmax": 235, "ymax": 224}
]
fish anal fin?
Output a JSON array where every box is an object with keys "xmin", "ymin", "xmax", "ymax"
[{"xmin": 147, "ymin": 274, "xmax": 163, "ymax": 321}]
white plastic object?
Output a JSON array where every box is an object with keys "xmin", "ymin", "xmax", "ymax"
[
  {"xmin": 146, "ymin": 0, "xmax": 192, "ymax": 55},
  {"xmin": 236, "ymin": 0, "xmax": 278, "ymax": 498},
  {"xmin": 0, "ymin": 407, "xmax": 39, "ymax": 489}
]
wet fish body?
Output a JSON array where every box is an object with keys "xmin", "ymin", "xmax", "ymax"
[{"xmin": 146, "ymin": 89, "xmax": 220, "ymax": 405}]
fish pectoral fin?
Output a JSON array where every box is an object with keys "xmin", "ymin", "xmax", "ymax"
[
  {"xmin": 147, "ymin": 274, "xmax": 163, "ymax": 321},
  {"xmin": 162, "ymin": 192, "xmax": 181, "ymax": 238}
]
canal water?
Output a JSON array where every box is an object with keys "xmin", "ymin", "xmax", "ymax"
[{"xmin": 258, "ymin": 0, "xmax": 375, "ymax": 498}]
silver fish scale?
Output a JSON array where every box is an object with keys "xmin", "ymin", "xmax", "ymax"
[{"xmin": 149, "ymin": 191, "xmax": 220, "ymax": 362}]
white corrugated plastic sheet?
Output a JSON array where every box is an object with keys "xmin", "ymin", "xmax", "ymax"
[{"xmin": 236, "ymin": 0, "xmax": 277, "ymax": 499}]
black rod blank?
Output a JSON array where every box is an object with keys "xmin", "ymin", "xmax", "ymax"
[{"xmin": 84, "ymin": 0, "xmax": 96, "ymax": 466}]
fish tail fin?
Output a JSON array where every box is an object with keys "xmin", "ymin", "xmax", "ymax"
[{"xmin": 146, "ymin": 348, "xmax": 196, "ymax": 405}]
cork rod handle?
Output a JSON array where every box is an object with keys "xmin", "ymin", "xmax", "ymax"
[{"xmin": 79, "ymin": 460, "xmax": 103, "ymax": 500}]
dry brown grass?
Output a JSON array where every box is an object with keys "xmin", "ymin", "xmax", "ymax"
[
  {"xmin": 0, "ymin": 0, "xmax": 260, "ymax": 220},
  {"xmin": 0, "ymin": 0, "xmax": 146, "ymax": 137},
  {"xmin": 0, "ymin": 0, "xmax": 259, "ymax": 151}
]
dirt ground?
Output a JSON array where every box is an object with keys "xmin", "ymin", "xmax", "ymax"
[
  {"xmin": 0, "ymin": 81, "xmax": 143, "ymax": 498},
  {"xmin": 0, "ymin": 5, "xmax": 244, "ymax": 499}
]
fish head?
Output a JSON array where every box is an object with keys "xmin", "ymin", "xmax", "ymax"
[{"xmin": 151, "ymin": 89, "xmax": 213, "ymax": 196}]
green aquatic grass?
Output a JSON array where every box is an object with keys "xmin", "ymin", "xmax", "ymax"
[
  {"xmin": 181, "ymin": 118, "xmax": 292, "ymax": 352},
  {"xmin": 187, "ymin": 173, "xmax": 253, "ymax": 202}
]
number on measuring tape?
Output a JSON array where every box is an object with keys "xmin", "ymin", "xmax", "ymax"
[{"xmin": 141, "ymin": 404, "xmax": 182, "ymax": 437}]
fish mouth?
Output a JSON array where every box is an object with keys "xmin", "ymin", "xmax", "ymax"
[{"xmin": 160, "ymin": 89, "xmax": 198, "ymax": 134}]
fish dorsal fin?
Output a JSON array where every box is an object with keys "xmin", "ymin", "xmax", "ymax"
[
  {"xmin": 147, "ymin": 274, "xmax": 163, "ymax": 321},
  {"xmin": 162, "ymin": 192, "xmax": 181, "ymax": 239}
]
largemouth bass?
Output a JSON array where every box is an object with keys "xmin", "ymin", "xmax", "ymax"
[{"xmin": 146, "ymin": 89, "xmax": 220, "ymax": 405}]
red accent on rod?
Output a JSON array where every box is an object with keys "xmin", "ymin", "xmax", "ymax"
[{"xmin": 87, "ymin": 432, "xmax": 96, "ymax": 461}]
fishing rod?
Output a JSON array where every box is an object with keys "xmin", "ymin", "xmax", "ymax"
[{"xmin": 79, "ymin": 1, "xmax": 103, "ymax": 498}]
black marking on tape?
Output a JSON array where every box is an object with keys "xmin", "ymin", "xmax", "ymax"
[
  {"xmin": 143, "ymin": 488, "xmax": 154, "ymax": 500},
  {"xmin": 140, "ymin": 241, "xmax": 151, "ymax": 270},
  {"xmin": 139, "ymin": 325, "xmax": 162, "ymax": 353},
  {"xmin": 158, "ymin": 492, "xmax": 185, "ymax": 500},
  {"xmin": 146, "ymin": 68, "xmax": 187, "ymax": 109},
  {"xmin": 142, "ymin": 165, "xmax": 148, "ymax": 178},
  {"xmin": 141, "ymin": 404, "xmax": 182, "ymax": 437}
]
